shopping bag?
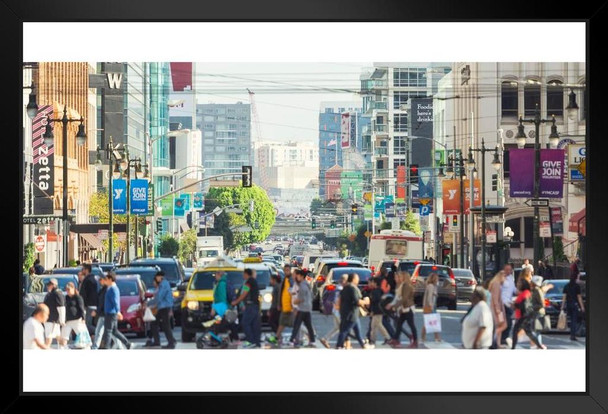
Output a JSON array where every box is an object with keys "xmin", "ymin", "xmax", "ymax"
[
  {"xmin": 143, "ymin": 307, "xmax": 156, "ymax": 322},
  {"xmin": 74, "ymin": 328, "xmax": 92, "ymax": 349},
  {"xmin": 423, "ymin": 312, "xmax": 442, "ymax": 333},
  {"xmin": 534, "ymin": 315, "xmax": 551, "ymax": 331},
  {"xmin": 556, "ymin": 310, "xmax": 567, "ymax": 330}
]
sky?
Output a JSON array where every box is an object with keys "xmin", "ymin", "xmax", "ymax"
[{"xmin": 193, "ymin": 62, "xmax": 371, "ymax": 143}]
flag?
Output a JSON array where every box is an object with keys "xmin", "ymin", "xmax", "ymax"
[{"xmin": 327, "ymin": 139, "xmax": 337, "ymax": 147}]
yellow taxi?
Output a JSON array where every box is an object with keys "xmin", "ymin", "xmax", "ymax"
[{"xmin": 180, "ymin": 256, "xmax": 244, "ymax": 343}]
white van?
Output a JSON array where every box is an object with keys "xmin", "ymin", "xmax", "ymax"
[{"xmin": 368, "ymin": 229, "xmax": 423, "ymax": 268}]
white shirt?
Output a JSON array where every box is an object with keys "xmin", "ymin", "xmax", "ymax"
[
  {"xmin": 23, "ymin": 317, "xmax": 45, "ymax": 350},
  {"xmin": 462, "ymin": 301, "xmax": 493, "ymax": 349},
  {"xmin": 501, "ymin": 274, "xmax": 517, "ymax": 306}
]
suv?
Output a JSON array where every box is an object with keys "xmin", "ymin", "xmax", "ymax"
[
  {"xmin": 128, "ymin": 257, "xmax": 186, "ymax": 324},
  {"xmin": 372, "ymin": 259, "xmax": 431, "ymax": 277},
  {"xmin": 410, "ymin": 264, "xmax": 457, "ymax": 310},
  {"xmin": 311, "ymin": 259, "xmax": 364, "ymax": 310}
]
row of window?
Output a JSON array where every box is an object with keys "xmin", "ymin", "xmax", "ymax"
[
  {"xmin": 393, "ymin": 68, "xmax": 428, "ymax": 87},
  {"xmin": 393, "ymin": 91, "xmax": 427, "ymax": 109},
  {"xmin": 501, "ymin": 80, "xmax": 586, "ymax": 120}
]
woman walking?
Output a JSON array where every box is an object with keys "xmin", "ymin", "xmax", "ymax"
[
  {"xmin": 461, "ymin": 287, "xmax": 494, "ymax": 349},
  {"xmin": 511, "ymin": 278, "xmax": 546, "ymax": 349},
  {"xmin": 488, "ymin": 271, "xmax": 507, "ymax": 348},
  {"xmin": 421, "ymin": 273, "xmax": 441, "ymax": 343},
  {"xmin": 386, "ymin": 271, "xmax": 418, "ymax": 348},
  {"xmin": 60, "ymin": 282, "xmax": 88, "ymax": 349}
]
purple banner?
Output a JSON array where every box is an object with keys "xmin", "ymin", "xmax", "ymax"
[
  {"xmin": 540, "ymin": 149, "xmax": 565, "ymax": 198},
  {"xmin": 509, "ymin": 149, "xmax": 534, "ymax": 197}
]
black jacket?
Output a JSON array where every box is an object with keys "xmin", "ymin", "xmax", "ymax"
[
  {"xmin": 65, "ymin": 294, "xmax": 86, "ymax": 321},
  {"xmin": 80, "ymin": 274, "xmax": 99, "ymax": 307},
  {"xmin": 43, "ymin": 288, "xmax": 65, "ymax": 323},
  {"xmin": 97, "ymin": 286, "xmax": 108, "ymax": 316}
]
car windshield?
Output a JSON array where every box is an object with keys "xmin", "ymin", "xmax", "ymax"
[
  {"xmin": 545, "ymin": 280, "xmax": 569, "ymax": 296},
  {"xmin": 29, "ymin": 276, "xmax": 76, "ymax": 292},
  {"xmin": 251, "ymin": 269, "xmax": 271, "ymax": 289},
  {"xmin": 398, "ymin": 262, "xmax": 418, "ymax": 275},
  {"xmin": 115, "ymin": 269, "xmax": 157, "ymax": 291},
  {"xmin": 417, "ymin": 266, "xmax": 451, "ymax": 278},
  {"xmin": 324, "ymin": 262, "xmax": 363, "ymax": 275},
  {"xmin": 199, "ymin": 250, "xmax": 219, "ymax": 258},
  {"xmin": 452, "ymin": 269, "xmax": 474, "ymax": 278},
  {"xmin": 190, "ymin": 271, "xmax": 243, "ymax": 291},
  {"xmin": 330, "ymin": 269, "xmax": 371, "ymax": 283},
  {"xmin": 130, "ymin": 262, "xmax": 181, "ymax": 283},
  {"xmin": 116, "ymin": 279, "xmax": 140, "ymax": 296}
]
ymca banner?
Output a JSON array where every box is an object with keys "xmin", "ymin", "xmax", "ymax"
[
  {"xmin": 112, "ymin": 179, "xmax": 127, "ymax": 214},
  {"xmin": 442, "ymin": 180, "xmax": 460, "ymax": 215},
  {"xmin": 130, "ymin": 179, "xmax": 149, "ymax": 215},
  {"xmin": 509, "ymin": 149, "xmax": 565, "ymax": 198},
  {"xmin": 509, "ymin": 149, "xmax": 535, "ymax": 197},
  {"xmin": 540, "ymin": 149, "xmax": 565, "ymax": 198},
  {"xmin": 32, "ymin": 105, "xmax": 55, "ymax": 215}
]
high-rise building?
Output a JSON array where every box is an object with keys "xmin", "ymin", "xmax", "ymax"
[
  {"xmin": 196, "ymin": 102, "xmax": 251, "ymax": 190},
  {"xmin": 256, "ymin": 140, "xmax": 318, "ymax": 190}
]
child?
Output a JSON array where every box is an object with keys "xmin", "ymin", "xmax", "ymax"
[{"xmin": 368, "ymin": 277, "xmax": 392, "ymax": 345}]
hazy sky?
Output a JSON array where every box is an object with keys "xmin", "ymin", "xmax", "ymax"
[{"xmin": 194, "ymin": 62, "xmax": 371, "ymax": 143}]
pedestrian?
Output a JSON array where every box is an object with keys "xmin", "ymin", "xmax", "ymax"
[
  {"xmin": 421, "ymin": 272, "xmax": 441, "ymax": 343},
  {"xmin": 511, "ymin": 278, "xmax": 545, "ymax": 349},
  {"xmin": 561, "ymin": 273, "xmax": 585, "ymax": 341},
  {"xmin": 77, "ymin": 270, "xmax": 85, "ymax": 289},
  {"xmin": 543, "ymin": 260, "xmax": 554, "ymax": 280},
  {"xmin": 289, "ymin": 269, "xmax": 316, "ymax": 347},
  {"xmin": 147, "ymin": 271, "xmax": 177, "ymax": 349},
  {"xmin": 99, "ymin": 271, "xmax": 133, "ymax": 350},
  {"xmin": 488, "ymin": 271, "xmax": 507, "ymax": 349},
  {"xmin": 386, "ymin": 271, "xmax": 418, "ymax": 348},
  {"xmin": 500, "ymin": 263, "xmax": 517, "ymax": 348},
  {"xmin": 367, "ymin": 277, "xmax": 391, "ymax": 345},
  {"xmin": 268, "ymin": 273, "xmax": 281, "ymax": 339},
  {"xmin": 231, "ymin": 268, "xmax": 261, "ymax": 348},
  {"xmin": 319, "ymin": 273, "xmax": 348, "ymax": 349},
  {"xmin": 59, "ymin": 282, "xmax": 87, "ymax": 348},
  {"xmin": 336, "ymin": 273, "xmax": 372, "ymax": 349},
  {"xmin": 461, "ymin": 287, "xmax": 494, "ymax": 349},
  {"xmin": 521, "ymin": 258, "xmax": 534, "ymax": 275},
  {"xmin": 91, "ymin": 274, "xmax": 112, "ymax": 349},
  {"xmin": 33, "ymin": 259, "xmax": 45, "ymax": 275},
  {"xmin": 536, "ymin": 261, "xmax": 546, "ymax": 278},
  {"xmin": 75, "ymin": 260, "xmax": 81, "ymax": 266},
  {"xmin": 530, "ymin": 275, "xmax": 552, "ymax": 347},
  {"xmin": 210, "ymin": 270, "xmax": 239, "ymax": 342},
  {"xmin": 43, "ymin": 278, "xmax": 65, "ymax": 349},
  {"xmin": 570, "ymin": 258, "xmax": 581, "ymax": 279},
  {"xmin": 79, "ymin": 263, "xmax": 99, "ymax": 338},
  {"xmin": 23, "ymin": 304, "xmax": 50, "ymax": 350},
  {"xmin": 386, "ymin": 264, "xmax": 397, "ymax": 293},
  {"xmin": 271, "ymin": 264, "xmax": 295, "ymax": 345}
]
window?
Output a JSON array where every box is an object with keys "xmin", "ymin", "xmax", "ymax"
[
  {"xmin": 394, "ymin": 90, "xmax": 425, "ymax": 109},
  {"xmin": 524, "ymin": 80, "xmax": 541, "ymax": 117},
  {"xmin": 394, "ymin": 68, "xmax": 427, "ymax": 87},
  {"xmin": 547, "ymin": 80, "xmax": 563, "ymax": 117},
  {"xmin": 204, "ymin": 123, "xmax": 214, "ymax": 129},
  {"xmin": 204, "ymin": 139, "xmax": 213, "ymax": 145},
  {"xmin": 203, "ymin": 116, "xmax": 214, "ymax": 122},
  {"xmin": 393, "ymin": 137, "xmax": 407, "ymax": 155},
  {"xmin": 393, "ymin": 159, "xmax": 406, "ymax": 169},
  {"xmin": 204, "ymin": 131, "xmax": 214, "ymax": 137},
  {"xmin": 501, "ymin": 81, "xmax": 518, "ymax": 119},
  {"xmin": 393, "ymin": 113, "xmax": 408, "ymax": 132}
]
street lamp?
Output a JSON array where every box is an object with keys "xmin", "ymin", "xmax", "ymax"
[
  {"xmin": 24, "ymin": 82, "xmax": 39, "ymax": 120},
  {"xmin": 43, "ymin": 105, "xmax": 87, "ymax": 267},
  {"xmin": 565, "ymin": 90, "xmax": 580, "ymax": 121},
  {"xmin": 468, "ymin": 139, "xmax": 501, "ymax": 281}
]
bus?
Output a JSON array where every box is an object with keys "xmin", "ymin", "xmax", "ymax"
[{"xmin": 368, "ymin": 229, "xmax": 423, "ymax": 269}]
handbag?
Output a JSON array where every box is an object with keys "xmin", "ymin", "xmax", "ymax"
[
  {"xmin": 423, "ymin": 312, "xmax": 442, "ymax": 333},
  {"xmin": 143, "ymin": 307, "xmax": 156, "ymax": 322},
  {"xmin": 557, "ymin": 310, "xmax": 568, "ymax": 330},
  {"xmin": 74, "ymin": 324, "xmax": 92, "ymax": 349},
  {"xmin": 534, "ymin": 315, "xmax": 551, "ymax": 331},
  {"xmin": 423, "ymin": 305, "xmax": 433, "ymax": 314}
]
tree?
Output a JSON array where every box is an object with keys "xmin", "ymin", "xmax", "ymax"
[
  {"xmin": 204, "ymin": 185, "xmax": 276, "ymax": 251},
  {"xmin": 23, "ymin": 243, "xmax": 35, "ymax": 272},
  {"xmin": 158, "ymin": 234, "xmax": 179, "ymax": 257},
  {"xmin": 552, "ymin": 237, "xmax": 567, "ymax": 262},
  {"xmin": 351, "ymin": 224, "xmax": 369, "ymax": 257},
  {"xmin": 178, "ymin": 229, "xmax": 197, "ymax": 265},
  {"xmin": 400, "ymin": 210, "xmax": 422, "ymax": 235},
  {"xmin": 88, "ymin": 190, "xmax": 128, "ymax": 254},
  {"xmin": 310, "ymin": 197, "xmax": 336, "ymax": 216},
  {"xmin": 310, "ymin": 198, "xmax": 324, "ymax": 216}
]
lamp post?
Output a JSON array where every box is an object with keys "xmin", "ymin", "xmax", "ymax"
[
  {"xmin": 514, "ymin": 104, "xmax": 561, "ymax": 267},
  {"xmin": 446, "ymin": 152, "xmax": 467, "ymax": 269},
  {"xmin": 468, "ymin": 139, "xmax": 501, "ymax": 281},
  {"xmin": 43, "ymin": 106, "xmax": 87, "ymax": 267}
]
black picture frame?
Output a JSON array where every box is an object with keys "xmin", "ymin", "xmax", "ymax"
[{"xmin": 2, "ymin": 1, "xmax": 606, "ymax": 413}]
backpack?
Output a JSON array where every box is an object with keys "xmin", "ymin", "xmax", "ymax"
[
  {"xmin": 321, "ymin": 288, "xmax": 338, "ymax": 315},
  {"xmin": 516, "ymin": 295, "xmax": 534, "ymax": 318},
  {"xmin": 225, "ymin": 279, "xmax": 236, "ymax": 304}
]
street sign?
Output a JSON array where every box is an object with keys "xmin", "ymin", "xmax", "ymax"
[
  {"xmin": 486, "ymin": 230, "xmax": 497, "ymax": 243},
  {"xmin": 540, "ymin": 214, "xmax": 549, "ymax": 222},
  {"xmin": 225, "ymin": 208, "xmax": 243, "ymax": 214},
  {"xmin": 540, "ymin": 222, "xmax": 551, "ymax": 238},
  {"xmin": 420, "ymin": 204, "xmax": 431, "ymax": 216},
  {"xmin": 577, "ymin": 158, "xmax": 586, "ymax": 178},
  {"xmin": 444, "ymin": 232, "xmax": 454, "ymax": 244},
  {"xmin": 485, "ymin": 216, "xmax": 505, "ymax": 223},
  {"xmin": 34, "ymin": 235, "xmax": 46, "ymax": 253},
  {"xmin": 524, "ymin": 198, "xmax": 549, "ymax": 207},
  {"xmin": 23, "ymin": 215, "xmax": 61, "ymax": 225},
  {"xmin": 364, "ymin": 230, "xmax": 372, "ymax": 238},
  {"xmin": 97, "ymin": 229, "xmax": 109, "ymax": 240}
]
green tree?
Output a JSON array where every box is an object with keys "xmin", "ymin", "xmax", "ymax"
[
  {"xmin": 178, "ymin": 228, "xmax": 197, "ymax": 265},
  {"xmin": 552, "ymin": 237, "xmax": 567, "ymax": 262},
  {"xmin": 380, "ymin": 221, "xmax": 392, "ymax": 230},
  {"xmin": 310, "ymin": 198, "xmax": 324, "ymax": 215},
  {"xmin": 88, "ymin": 190, "xmax": 128, "ymax": 254},
  {"xmin": 23, "ymin": 243, "xmax": 35, "ymax": 272},
  {"xmin": 204, "ymin": 185, "xmax": 276, "ymax": 251},
  {"xmin": 158, "ymin": 234, "xmax": 179, "ymax": 257},
  {"xmin": 400, "ymin": 210, "xmax": 422, "ymax": 235},
  {"xmin": 351, "ymin": 224, "xmax": 369, "ymax": 257}
]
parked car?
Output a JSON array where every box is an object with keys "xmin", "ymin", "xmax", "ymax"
[
  {"xmin": 115, "ymin": 274, "xmax": 152, "ymax": 337},
  {"xmin": 114, "ymin": 266, "xmax": 161, "ymax": 293},
  {"xmin": 311, "ymin": 259, "xmax": 364, "ymax": 310},
  {"xmin": 95, "ymin": 262, "xmax": 117, "ymax": 273},
  {"xmin": 184, "ymin": 267, "xmax": 194, "ymax": 283},
  {"xmin": 410, "ymin": 264, "xmax": 457, "ymax": 310},
  {"xmin": 52, "ymin": 266, "xmax": 104, "ymax": 278},
  {"xmin": 542, "ymin": 279, "xmax": 586, "ymax": 332},
  {"xmin": 318, "ymin": 267, "xmax": 373, "ymax": 311},
  {"xmin": 451, "ymin": 268, "xmax": 477, "ymax": 301},
  {"xmin": 27, "ymin": 274, "xmax": 79, "ymax": 303}
]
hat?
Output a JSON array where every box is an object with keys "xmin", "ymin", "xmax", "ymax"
[
  {"xmin": 531, "ymin": 275, "xmax": 543, "ymax": 287},
  {"xmin": 47, "ymin": 278, "xmax": 58, "ymax": 286}
]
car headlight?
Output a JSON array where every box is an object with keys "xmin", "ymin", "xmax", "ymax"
[
  {"xmin": 127, "ymin": 303, "xmax": 141, "ymax": 313},
  {"xmin": 263, "ymin": 293, "xmax": 272, "ymax": 303},
  {"xmin": 187, "ymin": 300, "xmax": 199, "ymax": 311},
  {"xmin": 172, "ymin": 291, "xmax": 180, "ymax": 298}
]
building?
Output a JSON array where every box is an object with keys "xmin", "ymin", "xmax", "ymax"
[
  {"xmin": 196, "ymin": 102, "xmax": 251, "ymax": 191},
  {"xmin": 256, "ymin": 140, "xmax": 318, "ymax": 190},
  {"xmin": 324, "ymin": 164, "xmax": 343, "ymax": 201},
  {"xmin": 435, "ymin": 62, "xmax": 586, "ymax": 271},
  {"xmin": 268, "ymin": 187, "xmax": 319, "ymax": 215}
]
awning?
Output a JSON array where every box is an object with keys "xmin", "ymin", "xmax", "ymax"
[
  {"xmin": 79, "ymin": 233, "xmax": 104, "ymax": 250},
  {"xmin": 568, "ymin": 208, "xmax": 586, "ymax": 235},
  {"xmin": 46, "ymin": 229, "xmax": 58, "ymax": 242}
]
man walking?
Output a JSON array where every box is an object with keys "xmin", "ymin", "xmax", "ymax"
[
  {"xmin": 289, "ymin": 269, "xmax": 316, "ymax": 347},
  {"xmin": 79, "ymin": 263, "xmax": 99, "ymax": 338},
  {"xmin": 500, "ymin": 263, "xmax": 517, "ymax": 347},
  {"xmin": 319, "ymin": 273, "xmax": 348, "ymax": 348},
  {"xmin": 43, "ymin": 278, "xmax": 65, "ymax": 349},
  {"xmin": 99, "ymin": 271, "xmax": 132, "ymax": 350},
  {"xmin": 91, "ymin": 274, "xmax": 111, "ymax": 349},
  {"xmin": 336, "ymin": 273, "xmax": 372, "ymax": 349},
  {"xmin": 271, "ymin": 264, "xmax": 295, "ymax": 345},
  {"xmin": 23, "ymin": 304, "xmax": 50, "ymax": 349},
  {"xmin": 148, "ymin": 271, "xmax": 177, "ymax": 349},
  {"xmin": 33, "ymin": 259, "xmax": 45, "ymax": 275},
  {"xmin": 232, "ymin": 268, "xmax": 261, "ymax": 348},
  {"xmin": 267, "ymin": 273, "xmax": 281, "ymax": 343}
]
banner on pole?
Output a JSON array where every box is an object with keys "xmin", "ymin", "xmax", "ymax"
[
  {"xmin": 551, "ymin": 207, "xmax": 563, "ymax": 236},
  {"xmin": 112, "ymin": 179, "xmax": 127, "ymax": 214},
  {"xmin": 130, "ymin": 179, "xmax": 149, "ymax": 215}
]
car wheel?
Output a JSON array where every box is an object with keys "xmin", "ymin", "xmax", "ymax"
[
  {"xmin": 182, "ymin": 329, "xmax": 196, "ymax": 343},
  {"xmin": 448, "ymin": 299, "xmax": 457, "ymax": 310}
]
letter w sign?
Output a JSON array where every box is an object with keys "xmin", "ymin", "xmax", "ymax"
[{"xmin": 107, "ymin": 73, "xmax": 123, "ymax": 89}]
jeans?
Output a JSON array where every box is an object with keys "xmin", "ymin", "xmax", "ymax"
[
  {"xmin": 501, "ymin": 305, "xmax": 514, "ymax": 344},
  {"xmin": 242, "ymin": 305, "xmax": 261, "ymax": 346},
  {"xmin": 511, "ymin": 317, "xmax": 542, "ymax": 349},
  {"xmin": 382, "ymin": 314, "xmax": 396, "ymax": 338},
  {"xmin": 85, "ymin": 306, "xmax": 96, "ymax": 335},
  {"xmin": 100, "ymin": 314, "xmax": 130, "ymax": 349},
  {"xmin": 393, "ymin": 310, "xmax": 417, "ymax": 342},
  {"xmin": 566, "ymin": 305, "xmax": 579, "ymax": 339},
  {"xmin": 323, "ymin": 314, "xmax": 341, "ymax": 341},
  {"xmin": 336, "ymin": 318, "xmax": 365, "ymax": 348},
  {"xmin": 150, "ymin": 308, "xmax": 176, "ymax": 345},
  {"xmin": 268, "ymin": 308, "xmax": 280, "ymax": 333},
  {"xmin": 290, "ymin": 311, "xmax": 315, "ymax": 343},
  {"xmin": 93, "ymin": 316, "xmax": 124, "ymax": 349}
]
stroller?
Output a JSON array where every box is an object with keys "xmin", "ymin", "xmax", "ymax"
[{"xmin": 196, "ymin": 307, "xmax": 239, "ymax": 349}]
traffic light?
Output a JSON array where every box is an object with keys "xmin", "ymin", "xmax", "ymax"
[
  {"xmin": 409, "ymin": 164, "xmax": 419, "ymax": 184},
  {"xmin": 491, "ymin": 173, "xmax": 498, "ymax": 191},
  {"xmin": 242, "ymin": 165, "xmax": 252, "ymax": 188},
  {"xmin": 330, "ymin": 220, "xmax": 336, "ymax": 229},
  {"xmin": 311, "ymin": 218, "xmax": 317, "ymax": 229},
  {"xmin": 452, "ymin": 215, "xmax": 458, "ymax": 228},
  {"xmin": 351, "ymin": 204, "xmax": 358, "ymax": 215},
  {"xmin": 156, "ymin": 218, "xmax": 163, "ymax": 233}
]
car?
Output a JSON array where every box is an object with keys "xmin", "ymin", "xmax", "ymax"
[
  {"xmin": 27, "ymin": 274, "xmax": 79, "ymax": 303},
  {"xmin": 302, "ymin": 253, "xmax": 336, "ymax": 273},
  {"xmin": 95, "ymin": 262, "xmax": 117, "ymax": 273},
  {"xmin": 410, "ymin": 264, "xmax": 457, "ymax": 310},
  {"xmin": 318, "ymin": 267, "xmax": 373, "ymax": 310},
  {"xmin": 372, "ymin": 259, "xmax": 431, "ymax": 277},
  {"xmin": 451, "ymin": 268, "xmax": 477, "ymax": 301},
  {"xmin": 311, "ymin": 259, "xmax": 364, "ymax": 310},
  {"xmin": 52, "ymin": 266, "xmax": 105, "ymax": 278},
  {"xmin": 115, "ymin": 274, "xmax": 152, "ymax": 337},
  {"xmin": 128, "ymin": 257, "xmax": 186, "ymax": 325},
  {"xmin": 542, "ymin": 279, "xmax": 586, "ymax": 332},
  {"xmin": 184, "ymin": 267, "xmax": 194, "ymax": 283},
  {"xmin": 292, "ymin": 255, "xmax": 304, "ymax": 267},
  {"xmin": 265, "ymin": 240, "xmax": 272, "ymax": 245},
  {"xmin": 180, "ymin": 257, "xmax": 245, "ymax": 343},
  {"xmin": 114, "ymin": 266, "xmax": 161, "ymax": 293}
]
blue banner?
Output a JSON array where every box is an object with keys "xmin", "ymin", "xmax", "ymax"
[
  {"xmin": 112, "ymin": 179, "xmax": 127, "ymax": 214},
  {"xmin": 174, "ymin": 196, "xmax": 186, "ymax": 217},
  {"xmin": 130, "ymin": 179, "xmax": 149, "ymax": 215},
  {"xmin": 181, "ymin": 193, "xmax": 191, "ymax": 211},
  {"xmin": 418, "ymin": 168, "xmax": 434, "ymax": 200},
  {"xmin": 193, "ymin": 192, "xmax": 204, "ymax": 209}
]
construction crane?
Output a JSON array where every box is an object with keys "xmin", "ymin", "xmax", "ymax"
[
  {"xmin": 247, "ymin": 88, "xmax": 264, "ymax": 187},
  {"xmin": 247, "ymin": 88, "xmax": 262, "ymax": 145}
]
